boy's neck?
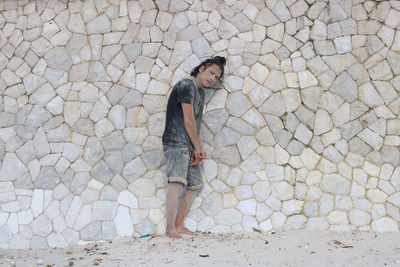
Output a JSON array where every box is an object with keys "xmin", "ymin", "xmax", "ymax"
[{"xmin": 193, "ymin": 76, "xmax": 200, "ymax": 89}]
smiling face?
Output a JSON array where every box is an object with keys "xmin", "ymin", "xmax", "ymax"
[{"xmin": 194, "ymin": 64, "xmax": 222, "ymax": 88}]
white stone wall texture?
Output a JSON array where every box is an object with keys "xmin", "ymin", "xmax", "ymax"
[{"xmin": 0, "ymin": 0, "xmax": 399, "ymax": 249}]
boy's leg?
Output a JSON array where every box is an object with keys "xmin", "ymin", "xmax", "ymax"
[
  {"xmin": 163, "ymin": 146, "xmax": 190, "ymax": 238},
  {"xmin": 175, "ymin": 163, "xmax": 203, "ymax": 235},
  {"xmin": 165, "ymin": 182, "xmax": 184, "ymax": 238},
  {"xmin": 175, "ymin": 188, "xmax": 198, "ymax": 235}
]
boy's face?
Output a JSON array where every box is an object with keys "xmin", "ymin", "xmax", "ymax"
[{"xmin": 197, "ymin": 64, "xmax": 222, "ymax": 88}]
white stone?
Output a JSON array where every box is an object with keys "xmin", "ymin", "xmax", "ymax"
[
  {"xmin": 358, "ymin": 129, "xmax": 383, "ymax": 150},
  {"xmin": 271, "ymin": 212, "xmax": 286, "ymax": 229},
  {"xmin": 17, "ymin": 209, "xmax": 33, "ymax": 225},
  {"xmin": 223, "ymin": 194, "xmax": 238, "ymax": 208},
  {"xmin": 359, "ymin": 82, "xmax": 384, "ymax": 108},
  {"xmin": 284, "ymin": 215, "xmax": 307, "ymax": 230},
  {"xmin": 266, "ymin": 165, "xmax": 284, "ymax": 182},
  {"xmin": 322, "ymin": 129, "xmax": 342, "ymax": 147},
  {"xmin": 62, "ymin": 143, "xmax": 82, "ymax": 162},
  {"xmin": 53, "ymin": 184, "xmax": 69, "ymax": 201},
  {"xmin": 333, "ymin": 36, "xmax": 351, "ymax": 53},
  {"xmin": 87, "ymin": 14, "xmax": 110, "ymax": 34},
  {"xmin": 73, "ymin": 205, "xmax": 92, "ymax": 231},
  {"xmin": 214, "ymin": 209, "xmax": 242, "ymax": 226},
  {"xmin": 294, "ymin": 123, "xmax": 313, "ymax": 145},
  {"xmin": 264, "ymin": 70, "xmax": 286, "ymax": 92},
  {"xmin": 65, "ymin": 197, "xmax": 82, "ymax": 227},
  {"xmin": 31, "ymin": 215, "xmax": 52, "ymax": 237},
  {"xmin": 388, "ymin": 193, "xmax": 400, "ymax": 206},
  {"xmin": 305, "ymin": 171, "xmax": 322, "ymax": 186},
  {"xmin": 268, "ymin": 23, "xmax": 284, "ymax": 42},
  {"xmin": 306, "ymin": 217, "xmax": 329, "ymax": 231},
  {"xmin": 224, "ymin": 76, "xmax": 244, "ymax": 92},
  {"xmin": 367, "ymin": 189, "xmax": 387, "ymax": 203},
  {"xmin": 253, "ymin": 181, "xmax": 271, "ymax": 202},
  {"xmin": 156, "ymin": 11, "xmax": 173, "ymax": 31},
  {"xmin": 281, "ymin": 89, "xmax": 301, "ymax": 113},
  {"xmin": 1, "ymin": 69, "xmax": 21, "ymax": 86},
  {"xmin": 317, "ymin": 158, "xmax": 337, "ymax": 174},
  {"xmin": 345, "ymin": 153, "xmax": 364, "ymax": 167},
  {"xmin": 93, "ymin": 201, "xmax": 118, "ymax": 221},
  {"xmin": 0, "ymin": 153, "xmax": 28, "ymax": 182},
  {"xmin": 328, "ymin": 210, "xmax": 348, "ymax": 225},
  {"xmin": 298, "ymin": 70, "xmax": 318, "ymax": 88},
  {"xmin": 47, "ymin": 233, "xmax": 67, "ymax": 248},
  {"xmin": 320, "ymin": 174, "xmax": 351, "ymax": 195},
  {"xmin": 236, "ymin": 199, "xmax": 257, "ymax": 216},
  {"xmin": 197, "ymin": 216, "xmax": 214, "ymax": 232},
  {"xmin": 275, "ymin": 144, "xmax": 290, "ymax": 165},
  {"xmin": 314, "ymin": 110, "xmax": 333, "ymax": 135},
  {"xmin": 240, "ymin": 153, "xmax": 264, "ymax": 172},
  {"xmin": 217, "ymin": 19, "xmax": 239, "ymax": 39},
  {"xmin": 210, "ymin": 179, "xmax": 230, "ymax": 193},
  {"xmin": 371, "ymin": 217, "xmax": 399, "ymax": 232},
  {"xmin": 129, "ymin": 179, "xmax": 156, "ymax": 198},
  {"xmin": 271, "ymin": 181, "xmax": 294, "ymax": 201},
  {"xmin": 350, "ymin": 181, "xmax": 365, "ymax": 199},
  {"xmin": 115, "ymin": 206, "xmax": 134, "ymax": 236},
  {"xmin": 44, "ymin": 201, "xmax": 60, "ymax": 221},
  {"xmin": 95, "ymin": 118, "xmax": 115, "ymax": 138},
  {"xmin": 108, "ymin": 105, "xmax": 126, "ymax": 130},
  {"xmin": 203, "ymin": 159, "xmax": 217, "ymax": 182},
  {"xmin": 122, "ymin": 157, "xmax": 146, "ymax": 182},
  {"xmin": 192, "ymin": 37, "xmax": 214, "ymax": 59},
  {"xmin": 30, "ymin": 83, "xmax": 56, "ymax": 106},
  {"xmin": 369, "ymin": 61, "xmax": 393, "ymax": 80},
  {"xmin": 380, "ymin": 164, "xmax": 394, "ymax": 181},
  {"xmin": 46, "ymin": 96, "xmax": 64, "ymax": 115},
  {"xmin": 329, "ymin": 71, "xmax": 357, "ymax": 102},
  {"xmin": 136, "ymin": 74, "xmax": 150, "ymax": 93},
  {"xmin": 300, "ymin": 148, "xmax": 321, "ymax": 170},
  {"xmin": 213, "ymin": 146, "xmax": 241, "ymax": 166},
  {"xmin": 233, "ymin": 185, "xmax": 253, "ymax": 200},
  {"xmin": 70, "ymin": 158, "xmax": 91, "ymax": 172},
  {"xmin": 306, "ymin": 186, "xmax": 322, "ymax": 201},
  {"xmin": 256, "ymin": 203, "xmax": 273, "ymax": 222},
  {"xmin": 237, "ymin": 136, "xmax": 258, "ymax": 160},
  {"xmin": 206, "ymin": 89, "xmax": 227, "ymax": 111},
  {"xmin": 249, "ymin": 63, "xmax": 269, "ymax": 84},
  {"xmin": 282, "ymin": 200, "xmax": 303, "ymax": 215}
]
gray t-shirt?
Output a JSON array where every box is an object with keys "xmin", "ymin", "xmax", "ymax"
[{"xmin": 162, "ymin": 78, "xmax": 205, "ymax": 149}]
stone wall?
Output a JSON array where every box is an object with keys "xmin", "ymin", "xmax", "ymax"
[{"xmin": 0, "ymin": 0, "xmax": 400, "ymax": 249}]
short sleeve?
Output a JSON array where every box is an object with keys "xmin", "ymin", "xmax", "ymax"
[{"xmin": 175, "ymin": 79, "xmax": 196, "ymax": 104}]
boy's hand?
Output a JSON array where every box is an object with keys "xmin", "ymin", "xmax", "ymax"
[
  {"xmin": 199, "ymin": 150, "xmax": 207, "ymax": 160},
  {"xmin": 190, "ymin": 150, "xmax": 201, "ymax": 165},
  {"xmin": 190, "ymin": 149, "xmax": 206, "ymax": 165}
]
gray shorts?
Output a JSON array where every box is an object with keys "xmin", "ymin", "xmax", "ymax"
[{"xmin": 163, "ymin": 146, "xmax": 203, "ymax": 190}]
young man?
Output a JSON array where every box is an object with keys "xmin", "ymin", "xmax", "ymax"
[{"xmin": 162, "ymin": 56, "xmax": 226, "ymax": 238}]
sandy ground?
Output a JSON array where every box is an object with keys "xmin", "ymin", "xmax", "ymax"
[{"xmin": 1, "ymin": 230, "xmax": 399, "ymax": 267}]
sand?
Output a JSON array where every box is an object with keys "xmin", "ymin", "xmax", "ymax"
[{"xmin": 1, "ymin": 230, "xmax": 399, "ymax": 267}]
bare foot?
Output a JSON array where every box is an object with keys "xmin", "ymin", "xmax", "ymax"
[
  {"xmin": 166, "ymin": 230, "xmax": 182, "ymax": 239},
  {"xmin": 176, "ymin": 227, "xmax": 196, "ymax": 236}
]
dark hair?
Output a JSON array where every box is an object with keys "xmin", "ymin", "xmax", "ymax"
[{"xmin": 190, "ymin": 56, "xmax": 226, "ymax": 79}]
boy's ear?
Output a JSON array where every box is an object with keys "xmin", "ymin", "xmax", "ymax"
[{"xmin": 198, "ymin": 65, "xmax": 206, "ymax": 73}]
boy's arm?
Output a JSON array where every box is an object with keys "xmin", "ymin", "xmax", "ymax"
[{"xmin": 182, "ymin": 103, "xmax": 205, "ymax": 164}]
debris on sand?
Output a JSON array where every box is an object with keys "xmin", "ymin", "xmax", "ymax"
[{"xmin": 331, "ymin": 240, "xmax": 354, "ymax": 249}]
